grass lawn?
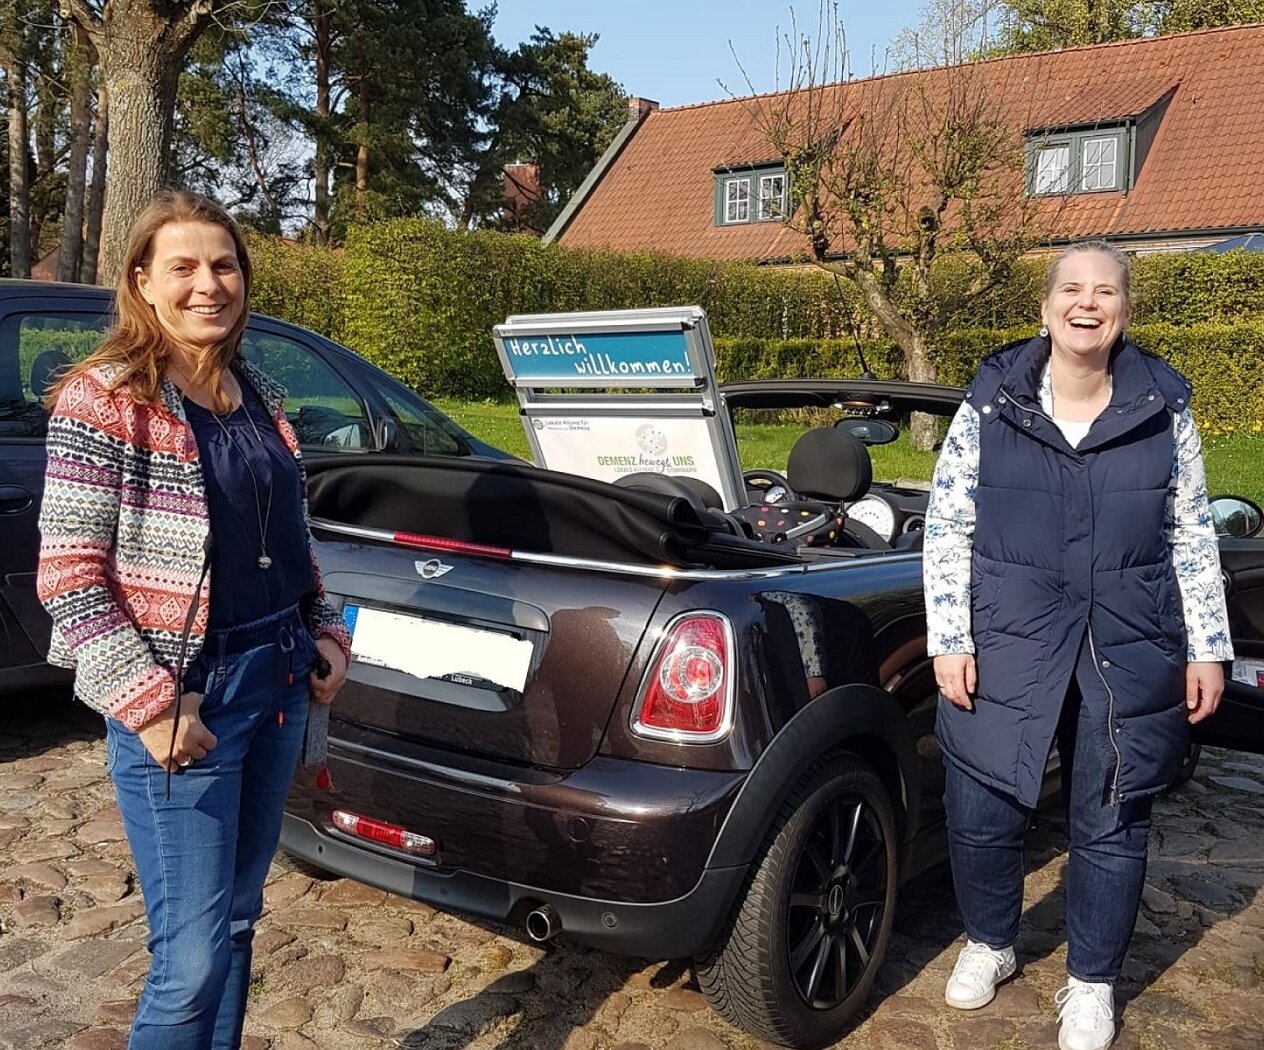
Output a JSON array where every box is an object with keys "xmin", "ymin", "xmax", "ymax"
[{"xmin": 434, "ymin": 398, "xmax": 1264, "ymax": 507}]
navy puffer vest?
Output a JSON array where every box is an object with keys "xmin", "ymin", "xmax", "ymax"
[{"xmin": 936, "ymin": 336, "xmax": 1192, "ymax": 808}]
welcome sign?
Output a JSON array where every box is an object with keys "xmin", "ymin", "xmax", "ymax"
[
  {"xmin": 493, "ymin": 307, "xmax": 746, "ymax": 509},
  {"xmin": 494, "ymin": 307, "xmax": 707, "ymax": 389},
  {"xmin": 499, "ymin": 330, "xmax": 695, "ymax": 384}
]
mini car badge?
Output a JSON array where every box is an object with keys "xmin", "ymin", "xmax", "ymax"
[{"xmin": 415, "ymin": 558, "xmax": 454, "ymax": 580}]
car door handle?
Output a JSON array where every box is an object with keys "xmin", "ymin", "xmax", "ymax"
[{"xmin": 0, "ymin": 485, "xmax": 34, "ymax": 515}]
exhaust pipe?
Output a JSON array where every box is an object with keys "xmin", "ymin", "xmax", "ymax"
[{"xmin": 525, "ymin": 904, "xmax": 560, "ymax": 942}]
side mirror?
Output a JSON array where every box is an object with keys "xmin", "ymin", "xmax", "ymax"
[
  {"xmin": 1210, "ymin": 495, "xmax": 1264, "ymax": 538},
  {"xmin": 835, "ymin": 417, "xmax": 898, "ymax": 446},
  {"xmin": 375, "ymin": 416, "xmax": 400, "ymax": 451}
]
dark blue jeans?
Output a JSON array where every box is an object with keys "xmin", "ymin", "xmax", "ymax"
[
  {"xmin": 944, "ymin": 679, "xmax": 1154, "ymax": 982},
  {"xmin": 106, "ymin": 606, "xmax": 318, "ymax": 1050}
]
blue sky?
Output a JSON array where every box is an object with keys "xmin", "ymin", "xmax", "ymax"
[{"xmin": 491, "ymin": 1, "xmax": 926, "ymax": 109}]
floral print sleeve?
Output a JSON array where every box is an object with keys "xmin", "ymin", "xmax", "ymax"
[
  {"xmin": 1167, "ymin": 409, "xmax": 1233, "ymax": 662},
  {"xmin": 924, "ymin": 402, "xmax": 979, "ymax": 657}
]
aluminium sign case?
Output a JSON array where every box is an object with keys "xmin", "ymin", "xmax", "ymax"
[{"xmin": 493, "ymin": 307, "xmax": 746, "ymax": 510}]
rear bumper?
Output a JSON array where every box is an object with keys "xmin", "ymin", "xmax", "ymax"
[
  {"xmin": 281, "ymin": 733, "xmax": 750, "ymax": 958},
  {"xmin": 280, "ymin": 811, "xmax": 747, "ymax": 958}
]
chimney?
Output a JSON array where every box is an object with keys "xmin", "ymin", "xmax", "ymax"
[
  {"xmin": 503, "ymin": 162, "xmax": 544, "ymax": 234},
  {"xmin": 628, "ymin": 97, "xmax": 659, "ymax": 123}
]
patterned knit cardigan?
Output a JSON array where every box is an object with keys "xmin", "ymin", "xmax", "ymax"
[{"xmin": 37, "ymin": 360, "xmax": 353, "ymax": 729}]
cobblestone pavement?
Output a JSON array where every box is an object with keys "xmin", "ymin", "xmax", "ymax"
[{"xmin": 2, "ymin": 692, "xmax": 1263, "ymax": 1050}]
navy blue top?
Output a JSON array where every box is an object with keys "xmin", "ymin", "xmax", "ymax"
[{"xmin": 185, "ymin": 373, "xmax": 315, "ymax": 630}]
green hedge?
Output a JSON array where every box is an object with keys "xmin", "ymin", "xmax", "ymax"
[
  {"xmin": 246, "ymin": 235, "xmax": 348, "ymax": 345},
  {"xmin": 247, "ymin": 221, "xmax": 1264, "ymax": 417},
  {"xmin": 714, "ymin": 322, "xmax": 1264, "ymax": 436},
  {"xmin": 336, "ymin": 220, "xmax": 870, "ymax": 399}
]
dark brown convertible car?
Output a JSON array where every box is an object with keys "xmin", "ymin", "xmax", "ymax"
[{"xmin": 279, "ymin": 377, "xmax": 1264, "ymax": 1048}]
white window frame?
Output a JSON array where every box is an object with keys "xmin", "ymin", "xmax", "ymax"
[
  {"xmin": 1080, "ymin": 136, "xmax": 1118, "ymax": 192},
  {"xmin": 723, "ymin": 178, "xmax": 749, "ymax": 224},
  {"xmin": 757, "ymin": 173, "xmax": 787, "ymax": 221},
  {"xmin": 1034, "ymin": 144, "xmax": 1071, "ymax": 195}
]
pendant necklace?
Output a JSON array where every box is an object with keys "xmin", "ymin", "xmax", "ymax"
[{"xmin": 208, "ymin": 387, "xmax": 275, "ymax": 570}]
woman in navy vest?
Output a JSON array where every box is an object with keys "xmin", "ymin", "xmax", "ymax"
[{"xmin": 924, "ymin": 241, "xmax": 1231, "ymax": 1050}]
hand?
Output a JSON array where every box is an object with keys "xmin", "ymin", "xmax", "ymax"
[
  {"xmin": 136, "ymin": 692, "xmax": 218, "ymax": 772},
  {"xmin": 806, "ymin": 675, "xmax": 828, "ymax": 700},
  {"xmin": 1185, "ymin": 661, "xmax": 1224, "ymax": 724},
  {"xmin": 935, "ymin": 654, "xmax": 977, "ymax": 711},
  {"xmin": 309, "ymin": 635, "xmax": 348, "ymax": 706}
]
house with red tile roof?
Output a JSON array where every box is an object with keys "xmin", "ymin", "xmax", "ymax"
[{"xmin": 546, "ymin": 25, "xmax": 1264, "ymax": 261}]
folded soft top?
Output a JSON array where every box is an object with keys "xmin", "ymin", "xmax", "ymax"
[{"xmin": 306, "ymin": 455, "xmax": 798, "ymax": 569}]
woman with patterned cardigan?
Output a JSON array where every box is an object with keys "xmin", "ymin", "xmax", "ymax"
[{"xmin": 37, "ymin": 191, "xmax": 351, "ymax": 1050}]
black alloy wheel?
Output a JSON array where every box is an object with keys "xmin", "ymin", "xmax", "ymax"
[
  {"xmin": 786, "ymin": 792, "xmax": 889, "ymax": 1010},
  {"xmin": 695, "ymin": 754, "xmax": 898, "ymax": 1049}
]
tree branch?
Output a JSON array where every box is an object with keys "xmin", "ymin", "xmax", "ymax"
[{"xmin": 56, "ymin": 0, "xmax": 102, "ymax": 40}]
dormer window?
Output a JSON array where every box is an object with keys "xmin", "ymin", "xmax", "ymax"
[
  {"xmin": 715, "ymin": 164, "xmax": 789, "ymax": 225},
  {"xmin": 1027, "ymin": 126, "xmax": 1130, "ymax": 195}
]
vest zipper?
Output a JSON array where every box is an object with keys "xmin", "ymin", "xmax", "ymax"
[
  {"xmin": 1087, "ymin": 627, "xmax": 1124, "ymax": 804},
  {"xmin": 1002, "ymin": 386, "xmax": 1128, "ymax": 802}
]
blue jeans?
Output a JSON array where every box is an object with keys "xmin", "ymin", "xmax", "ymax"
[
  {"xmin": 944, "ymin": 678, "xmax": 1154, "ymax": 982},
  {"xmin": 106, "ymin": 606, "xmax": 318, "ymax": 1050}
]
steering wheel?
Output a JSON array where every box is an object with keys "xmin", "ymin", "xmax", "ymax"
[{"xmin": 743, "ymin": 469, "xmax": 797, "ymax": 505}]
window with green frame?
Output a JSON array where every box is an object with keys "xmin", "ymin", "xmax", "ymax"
[
  {"xmin": 714, "ymin": 166, "xmax": 789, "ymax": 225},
  {"xmin": 1026, "ymin": 126, "xmax": 1130, "ymax": 196}
]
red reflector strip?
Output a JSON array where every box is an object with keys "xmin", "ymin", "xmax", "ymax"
[
  {"xmin": 331, "ymin": 809, "xmax": 437, "ymax": 856},
  {"xmin": 391, "ymin": 531, "xmax": 512, "ymax": 560}
]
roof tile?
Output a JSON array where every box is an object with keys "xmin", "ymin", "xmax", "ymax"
[{"xmin": 558, "ymin": 26, "xmax": 1264, "ymax": 258}]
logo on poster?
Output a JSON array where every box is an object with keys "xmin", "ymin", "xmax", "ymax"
[{"xmin": 595, "ymin": 425, "xmax": 696, "ymax": 475}]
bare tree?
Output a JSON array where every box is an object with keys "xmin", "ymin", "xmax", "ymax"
[
  {"xmin": 57, "ymin": 0, "xmax": 237, "ymax": 283},
  {"xmin": 754, "ymin": 6, "xmax": 1057, "ymax": 449}
]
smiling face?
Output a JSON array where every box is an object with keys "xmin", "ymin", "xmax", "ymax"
[
  {"xmin": 135, "ymin": 221, "xmax": 246, "ymax": 357},
  {"xmin": 1041, "ymin": 250, "xmax": 1131, "ymax": 361}
]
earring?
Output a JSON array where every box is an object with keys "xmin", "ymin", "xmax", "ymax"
[{"xmin": 1039, "ymin": 325, "xmax": 1049, "ymax": 338}]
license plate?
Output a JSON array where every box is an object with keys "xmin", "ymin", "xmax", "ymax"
[{"xmin": 343, "ymin": 604, "xmax": 533, "ymax": 692}]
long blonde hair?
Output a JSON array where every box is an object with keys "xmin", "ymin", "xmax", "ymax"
[{"xmin": 51, "ymin": 191, "xmax": 253, "ymax": 412}]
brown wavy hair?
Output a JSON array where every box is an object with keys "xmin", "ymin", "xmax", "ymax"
[{"xmin": 50, "ymin": 191, "xmax": 253, "ymax": 413}]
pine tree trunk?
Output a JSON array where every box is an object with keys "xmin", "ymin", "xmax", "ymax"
[
  {"xmin": 58, "ymin": 26, "xmax": 93, "ymax": 284},
  {"xmin": 312, "ymin": 0, "xmax": 332, "ymax": 243},
  {"xmin": 7, "ymin": 63, "xmax": 31, "ymax": 278},
  {"xmin": 80, "ymin": 81, "xmax": 107, "ymax": 285},
  {"xmin": 98, "ymin": 56, "xmax": 179, "ymax": 284},
  {"xmin": 355, "ymin": 77, "xmax": 369, "ymax": 209},
  {"xmin": 31, "ymin": 65, "xmax": 57, "ymax": 254}
]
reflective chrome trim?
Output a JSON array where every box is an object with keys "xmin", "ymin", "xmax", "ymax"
[
  {"xmin": 631, "ymin": 611, "xmax": 737, "ymax": 745},
  {"xmin": 311, "ymin": 517, "xmax": 813, "ymax": 581}
]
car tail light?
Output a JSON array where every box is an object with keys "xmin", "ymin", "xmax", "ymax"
[
  {"xmin": 331, "ymin": 809, "xmax": 436, "ymax": 856},
  {"xmin": 632, "ymin": 613, "xmax": 735, "ymax": 743}
]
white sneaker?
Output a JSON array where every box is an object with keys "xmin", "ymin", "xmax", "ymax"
[
  {"xmin": 1055, "ymin": 977, "xmax": 1116, "ymax": 1050},
  {"xmin": 944, "ymin": 940, "xmax": 1018, "ymax": 1009}
]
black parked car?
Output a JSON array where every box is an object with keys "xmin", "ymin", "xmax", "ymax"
[
  {"xmin": 0, "ymin": 279, "xmax": 508, "ymax": 693},
  {"xmin": 279, "ymin": 375, "xmax": 1264, "ymax": 1048}
]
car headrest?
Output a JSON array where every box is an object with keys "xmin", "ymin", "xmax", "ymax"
[{"xmin": 786, "ymin": 428, "xmax": 873, "ymax": 503}]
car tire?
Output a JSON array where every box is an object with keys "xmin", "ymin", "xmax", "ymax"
[{"xmin": 694, "ymin": 753, "xmax": 898, "ymax": 1049}]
